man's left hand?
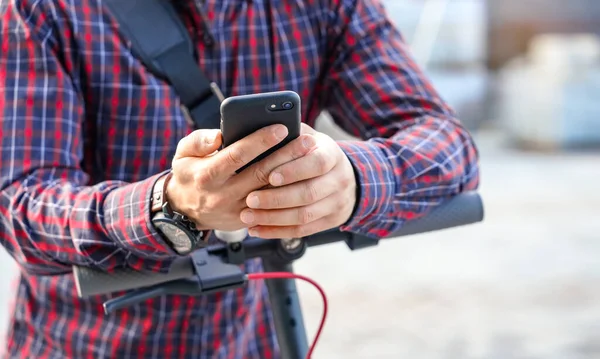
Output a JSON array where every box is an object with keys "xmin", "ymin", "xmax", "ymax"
[{"xmin": 240, "ymin": 124, "xmax": 357, "ymax": 239}]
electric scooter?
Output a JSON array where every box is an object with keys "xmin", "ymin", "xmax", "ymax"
[{"xmin": 73, "ymin": 191, "xmax": 484, "ymax": 359}]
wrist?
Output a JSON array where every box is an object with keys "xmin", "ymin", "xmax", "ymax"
[
  {"xmin": 341, "ymin": 153, "xmax": 361, "ymax": 226},
  {"xmin": 163, "ymin": 174, "xmax": 210, "ymax": 231},
  {"xmin": 150, "ymin": 171, "xmax": 211, "ymax": 255},
  {"xmin": 336, "ymin": 140, "xmax": 394, "ymax": 232}
]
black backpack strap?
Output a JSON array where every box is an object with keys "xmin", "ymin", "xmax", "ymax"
[{"xmin": 104, "ymin": 0, "xmax": 223, "ymax": 129}]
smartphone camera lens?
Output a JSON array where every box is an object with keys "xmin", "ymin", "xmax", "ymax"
[{"xmin": 282, "ymin": 101, "xmax": 293, "ymax": 110}]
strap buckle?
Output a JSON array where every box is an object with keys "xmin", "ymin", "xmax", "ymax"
[{"xmin": 180, "ymin": 82, "xmax": 225, "ymax": 129}]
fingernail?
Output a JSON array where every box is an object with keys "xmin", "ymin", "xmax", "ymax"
[
  {"xmin": 204, "ymin": 130, "xmax": 219, "ymax": 145},
  {"xmin": 302, "ymin": 135, "xmax": 316, "ymax": 149},
  {"xmin": 247, "ymin": 195, "xmax": 260, "ymax": 208},
  {"xmin": 270, "ymin": 172, "xmax": 283, "ymax": 186},
  {"xmin": 241, "ymin": 210, "xmax": 254, "ymax": 224},
  {"xmin": 273, "ymin": 125, "xmax": 288, "ymax": 140},
  {"xmin": 248, "ymin": 228, "xmax": 258, "ymax": 237}
]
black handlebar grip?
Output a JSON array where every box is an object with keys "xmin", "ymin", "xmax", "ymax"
[
  {"xmin": 387, "ymin": 191, "xmax": 484, "ymax": 238},
  {"xmin": 73, "ymin": 257, "xmax": 195, "ymax": 298},
  {"xmin": 73, "ymin": 192, "xmax": 484, "ymax": 298}
]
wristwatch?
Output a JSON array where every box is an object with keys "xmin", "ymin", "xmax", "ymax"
[{"xmin": 150, "ymin": 172, "xmax": 209, "ymax": 255}]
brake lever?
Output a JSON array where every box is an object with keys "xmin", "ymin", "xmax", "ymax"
[
  {"xmin": 101, "ymin": 246, "xmax": 248, "ymax": 315},
  {"xmin": 102, "ymin": 278, "xmax": 195, "ymax": 314},
  {"xmin": 102, "ymin": 276, "xmax": 248, "ymax": 314}
]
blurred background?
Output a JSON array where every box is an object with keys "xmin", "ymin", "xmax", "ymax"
[
  {"xmin": 304, "ymin": 0, "xmax": 600, "ymax": 358},
  {"xmin": 1, "ymin": 0, "xmax": 600, "ymax": 358}
]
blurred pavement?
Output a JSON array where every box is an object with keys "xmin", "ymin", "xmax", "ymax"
[
  {"xmin": 296, "ymin": 125, "xmax": 600, "ymax": 359},
  {"xmin": 0, "ymin": 127, "xmax": 599, "ymax": 358}
]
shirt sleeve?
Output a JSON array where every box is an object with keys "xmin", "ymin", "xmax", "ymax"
[
  {"xmin": 0, "ymin": 1, "xmax": 178, "ymax": 276},
  {"xmin": 322, "ymin": 0, "xmax": 480, "ymax": 239}
]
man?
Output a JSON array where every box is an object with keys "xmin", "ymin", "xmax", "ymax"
[{"xmin": 0, "ymin": 0, "xmax": 479, "ymax": 358}]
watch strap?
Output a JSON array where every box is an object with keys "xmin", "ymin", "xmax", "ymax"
[{"xmin": 151, "ymin": 171, "xmax": 173, "ymax": 213}]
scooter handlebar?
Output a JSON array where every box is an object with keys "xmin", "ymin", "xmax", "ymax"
[{"xmin": 73, "ymin": 192, "xmax": 484, "ymax": 298}]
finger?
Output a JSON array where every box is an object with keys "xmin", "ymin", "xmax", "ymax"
[
  {"xmin": 232, "ymin": 133, "xmax": 317, "ymax": 191},
  {"xmin": 267, "ymin": 146, "xmax": 336, "ymax": 187},
  {"xmin": 246, "ymin": 172, "xmax": 338, "ymax": 209},
  {"xmin": 210, "ymin": 124, "xmax": 289, "ymax": 180},
  {"xmin": 173, "ymin": 129, "xmax": 222, "ymax": 160},
  {"xmin": 247, "ymin": 214, "xmax": 337, "ymax": 239},
  {"xmin": 240, "ymin": 192, "xmax": 337, "ymax": 227},
  {"xmin": 300, "ymin": 122, "xmax": 318, "ymax": 135}
]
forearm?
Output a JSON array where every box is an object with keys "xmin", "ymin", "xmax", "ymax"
[
  {"xmin": 338, "ymin": 113, "xmax": 480, "ymax": 238},
  {"xmin": 322, "ymin": 0, "xmax": 480, "ymax": 238},
  {"xmin": 0, "ymin": 1, "xmax": 179, "ymax": 275},
  {"xmin": 0, "ymin": 168, "xmax": 176, "ymax": 275}
]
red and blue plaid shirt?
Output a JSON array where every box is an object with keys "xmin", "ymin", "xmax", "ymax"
[{"xmin": 0, "ymin": 0, "xmax": 479, "ymax": 358}]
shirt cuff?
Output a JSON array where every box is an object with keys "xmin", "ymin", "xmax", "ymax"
[
  {"xmin": 337, "ymin": 140, "xmax": 397, "ymax": 239},
  {"xmin": 103, "ymin": 170, "xmax": 178, "ymax": 271}
]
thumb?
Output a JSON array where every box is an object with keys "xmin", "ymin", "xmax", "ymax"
[{"xmin": 173, "ymin": 129, "xmax": 222, "ymax": 160}]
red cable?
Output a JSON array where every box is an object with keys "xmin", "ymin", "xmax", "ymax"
[{"xmin": 247, "ymin": 272, "xmax": 328, "ymax": 359}]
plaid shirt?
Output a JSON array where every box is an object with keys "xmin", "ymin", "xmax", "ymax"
[{"xmin": 0, "ymin": 0, "xmax": 479, "ymax": 358}]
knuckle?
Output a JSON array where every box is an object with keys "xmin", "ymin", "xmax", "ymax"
[
  {"xmin": 344, "ymin": 202, "xmax": 354, "ymax": 218},
  {"xmin": 204, "ymin": 195, "xmax": 226, "ymax": 212},
  {"xmin": 315, "ymin": 152, "xmax": 330, "ymax": 173},
  {"xmin": 293, "ymin": 135, "xmax": 313, "ymax": 157},
  {"xmin": 193, "ymin": 171, "xmax": 207, "ymax": 186},
  {"xmin": 201, "ymin": 200, "xmax": 217, "ymax": 213},
  {"xmin": 271, "ymin": 192, "xmax": 284, "ymax": 208},
  {"xmin": 194, "ymin": 166, "xmax": 217, "ymax": 185},
  {"xmin": 337, "ymin": 195, "xmax": 348, "ymax": 211},
  {"xmin": 173, "ymin": 137, "xmax": 188, "ymax": 161},
  {"xmin": 293, "ymin": 225, "xmax": 307, "ymax": 238},
  {"xmin": 260, "ymin": 130, "xmax": 276, "ymax": 147},
  {"xmin": 303, "ymin": 182, "xmax": 319, "ymax": 203},
  {"xmin": 298, "ymin": 208, "xmax": 314, "ymax": 225},
  {"xmin": 259, "ymin": 126, "xmax": 280, "ymax": 145},
  {"xmin": 253, "ymin": 166, "xmax": 270, "ymax": 184},
  {"xmin": 181, "ymin": 130, "xmax": 202, "ymax": 151},
  {"xmin": 175, "ymin": 136, "xmax": 187, "ymax": 152},
  {"xmin": 277, "ymin": 167, "xmax": 294, "ymax": 185},
  {"xmin": 264, "ymin": 211, "xmax": 277, "ymax": 224},
  {"xmin": 226, "ymin": 148, "xmax": 245, "ymax": 166},
  {"xmin": 199, "ymin": 198, "xmax": 214, "ymax": 212},
  {"xmin": 327, "ymin": 153, "xmax": 337, "ymax": 170},
  {"xmin": 187, "ymin": 201, "xmax": 204, "ymax": 218},
  {"xmin": 337, "ymin": 186, "xmax": 350, "ymax": 201},
  {"xmin": 331, "ymin": 210, "xmax": 343, "ymax": 224},
  {"xmin": 191, "ymin": 130, "xmax": 204, "ymax": 148},
  {"xmin": 339, "ymin": 172, "xmax": 352, "ymax": 188},
  {"xmin": 291, "ymin": 140, "xmax": 306, "ymax": 158}
]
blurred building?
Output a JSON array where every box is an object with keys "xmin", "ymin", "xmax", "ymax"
[
  {"xmin": 380, "ymin": 0, "xmax": 600, "ymax": 150},
  {"xmin": 486, "ymin": 0, "xmax": 600, "ymax": 70},
  {"xmin": 382, "ymin": 0, "xmax": 488, "ymax": 131},
  {"xmin": 487, "ymin": 0, "xmax": 600, "ymax": 150}
]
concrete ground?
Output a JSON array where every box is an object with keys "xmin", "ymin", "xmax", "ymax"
[
  {"xmin": 0, "ymin": 127, "xmax": 599, "ymax": 359},
  {"xmin": 295, "ymin": 126, "xmax": 600, "ymax": 359}
]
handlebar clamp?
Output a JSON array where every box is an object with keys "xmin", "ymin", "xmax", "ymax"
[{"xmin": 102, "ymin": 248, "xmax": 247, "ymax": 314}]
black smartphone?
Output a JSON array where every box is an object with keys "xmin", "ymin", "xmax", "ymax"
[{"xmin": 220, "ymin": 90, "xmax": 301, "ymax": 173}]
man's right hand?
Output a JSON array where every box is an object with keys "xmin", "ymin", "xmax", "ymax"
[{"xmin": 165, "ymin": 124, "xmax": 316, "ymax": 231}]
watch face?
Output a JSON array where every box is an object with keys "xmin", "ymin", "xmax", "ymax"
[{"xmin": 154, "ymin": 221, "xmax": 193, "ymax": 253}]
